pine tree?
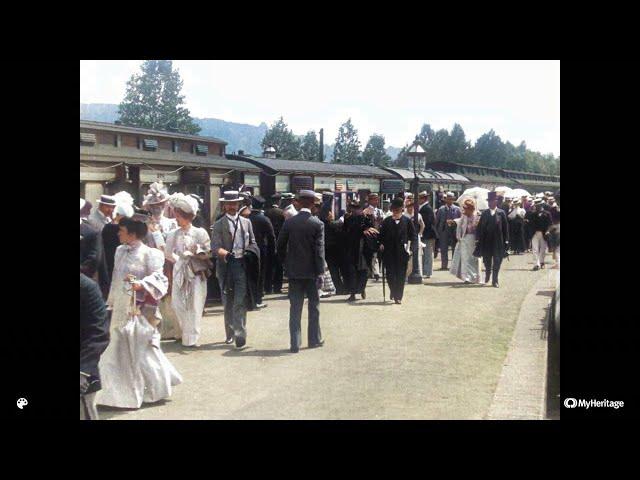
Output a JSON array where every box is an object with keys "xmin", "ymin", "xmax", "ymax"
[
  {"xmin": 333, "ymin": 118, "xmax": 361, "ymax": 164},
  {"xmin": 118, "ymin": 60, "xmax": 200, "ymax": 134},
  {"xmin": 362, "ymin": 134, "xmax": 392, "ymax": 167},
  {"xmin": 260, "ymin": 117, "xmax": 301, "ymax": 160},
  {"xmin": 300, "ymin": 130, "xmax": 320, "ymax": 162}
]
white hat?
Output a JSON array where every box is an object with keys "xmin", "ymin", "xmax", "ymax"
[
  {"xmin": 169, "ymin": 192, "xmax": 199, "ymax": 215},
  {"xmin": 115, "ymin": 203, "xmax": 134, "ymax": 218},
  {"xmin": 144, "ymin": 182, "xmax": 170, "ymax": 206},
  {"xmin": 446, "ymin": 192, "xmax": 455, "ymax": 198},
  {"xmin": 113, "ymin": 191, "xmax": 134, "ymax": 207},
  {"xmin": 80, "ymin": 198, "xmax": 86, "ymax": 211}
]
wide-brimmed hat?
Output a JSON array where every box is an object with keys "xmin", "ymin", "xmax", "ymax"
[
  {"xmin": 143, "ymin": 182, "xmax": 170, "ymax": 206},
  {"xmin": 169, "ymin": 192, "xmax": 199, "ymax": 215},
  {"xmin": 96, "ymin": 195, "xmax": 116, "ymax": 206},
  {"xmin": 219, "ymin": 191, "xmax": 243, "ymax": 203}
]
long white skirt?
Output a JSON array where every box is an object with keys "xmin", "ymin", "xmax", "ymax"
[
  {"xmin": 96, "ymin": 314, "xmax": 183, "ymax": 409},
  {"xmin": 450, "ymin": 234, "xmax": 481, "ymax": 283},
  {"xmin": 171, "ymin": 275, "xmax": 207, "ymax": 346}
]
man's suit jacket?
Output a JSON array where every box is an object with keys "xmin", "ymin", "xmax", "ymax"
[
  {"xmin": 80, "ymin": 273, "xmax": 110, "ymax": 394},
  {"xmin": 476, "ymin": 208, "xmax": 509, "ymax": 258},
  {"xmin": 80, "ymin": 221, "xmax": 99, "ymax": 277},
  {"xmin": 211, "ymin": 215, "xmax": 259, "ymax": 284},
  {"xmin": 435, "ymin": 204, "xmax": 461, "ymax": 234},
  {"xmin": 265, "ymin": 207, "xmax": 285, "ymax": 238},
  {"xmin": 277, "ymin": 211, "xmax": 325, "ymax": 280},
  {"xmin": 418, "ymin": 203, "xmax": 437, "ymax": 240},
  {"xmin": 249, "ymin": 210, "xmax": 276, "ymax": 253}
]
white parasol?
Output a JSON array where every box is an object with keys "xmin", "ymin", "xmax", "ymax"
[
  {"xmin": 494, "ymin": 186, "xmax": 514, "ymax": 198},
  {"xmin": 457, "ymin": 187, "xmax": 490, "ymax": 211},
  {"xmin": 510, "ymin": 188, "xmax": 531, "ymax": 198}
]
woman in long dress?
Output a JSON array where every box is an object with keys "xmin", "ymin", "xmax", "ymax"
[
  {"xmin": 96, "ymin": 217, "xmax": 182, "ymax": 409},
  {"xmin": 165, "ymin": 194, "xmax": 211, "ymax": 347},
  {"xmin": 508, "ymin": 199, "xmax": 526, "ymax": 254},
  {"xmin": 449, "ymin": 198, "xmax": 482, "ymax": 284}
]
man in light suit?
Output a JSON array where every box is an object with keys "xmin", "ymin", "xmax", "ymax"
[
  {"xmin": 435, "ymin": 192, "xmax": 461, "ymax": 270},
  {"xmin": 211, "ymin": 191, "xmax": 259, "ymax": 348},
  {"xmin": 277, "ymin": 190, "xmax": 325, "ymax": 353}
]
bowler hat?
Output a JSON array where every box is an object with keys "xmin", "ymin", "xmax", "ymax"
[{"xmin": 390, "ymin": 198, "xmax": 404, "ymax": 209}]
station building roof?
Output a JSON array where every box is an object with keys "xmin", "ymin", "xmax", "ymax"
[{"xmin": 225, "ymin": 154, "xmax": 396, "ymax": 178}]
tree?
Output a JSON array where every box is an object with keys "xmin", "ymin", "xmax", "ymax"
[
  {"xmin": 468, "ymin": 129, "xmax": 507, "ymax": 167},
  {"xmin": 362, "ymin": 134, "xmax": 392, "ymax": 167},
  {"xmin": 118, "ymin": 60, "xmax": 200, "ymax": 134},
  {"xmin": 300, "ymin": 130, "xmax": 320, "ymax": 162},
  {"xmin": 444, "ymin": 123, "xmax": 470, "ymax": 163},
  {"xmin": 333, "ymin": 118, "xmax": 361, "ymax": 164},
  {"xmin": 261, "ymin": 117, "xmax": 301, "ymax": 160}
]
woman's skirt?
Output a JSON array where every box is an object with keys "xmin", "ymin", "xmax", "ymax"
[
  {"xmin": 449, "ymin": 234, "xmax": 481, "ymax": 283},
  {"xmin": 96, "ymin": 314, "xmax": 183, "ymax": 409}
]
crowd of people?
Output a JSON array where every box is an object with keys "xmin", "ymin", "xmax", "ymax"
[{"xmin": 80, "ymin": 182, "xmax": 559, "ymax": 419}]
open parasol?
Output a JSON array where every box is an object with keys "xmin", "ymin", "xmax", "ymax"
[
  {"xmin": 494, "ymin": 186, "xmax": 514, "ymax": 198},
  {"xmin": 510, "ymin": 188, "xmax": 531, "ymax": 198}
]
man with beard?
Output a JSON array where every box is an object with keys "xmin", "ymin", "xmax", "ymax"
[
  {"xmin": 343, "ymin": 200, "xmax": 377, "ymax": 302},
  {"xmin": 378, "ymin": 198, "xmax": 417, "ymax": 304}
]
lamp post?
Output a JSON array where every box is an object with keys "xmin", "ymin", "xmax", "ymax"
[{"xmin": 406, "ymin": 142, "xmax": 426, "ymax": 284}]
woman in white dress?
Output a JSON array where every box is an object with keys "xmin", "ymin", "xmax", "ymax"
[
  {"xmin": 96, "ymin": 217, "xmax": 182, "ymax": 409},
  {"xmin": 165, "ymin": 194, "xmax": 212, "ymax": 347},
  {"xmin": 449, "ymin": 198, "xmax": 482, "ymax": 284}
]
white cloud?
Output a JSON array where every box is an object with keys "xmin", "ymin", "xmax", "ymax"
[{"xmin": 80, "ymin": 60, "xmax": 560, "ymax": 155}]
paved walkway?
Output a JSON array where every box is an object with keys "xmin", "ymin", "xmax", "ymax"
[{"xmin": 99, "ymin": 252, "xmax": 556, "ymax": 420}]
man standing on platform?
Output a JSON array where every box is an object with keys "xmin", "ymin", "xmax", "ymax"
[
  {"xmin": 528, "ymin": 198, "xmax": 553, "ymax": 271},
  {"xmin": 476, "ymin": 191, "xmax": 509, "ymax": 287},
  {"xmin": 418, "ymin": 191, "xmax": 437, "ymax": 279},
  {"xmin": 211, "ymin": 191, "xmax": 259, "ymax": 348},
  {"xmin": 378, "ymin": 198, "xmax": 417, "ymax": 305},
  {"xmin": 265, "ymin": 195, "xmax": 285, "ymax": 294},
  {"xmin": 435, "ymin": 192, "xmax": 461, "ymax": 270},
  {"xmin": 365, "ymin": 192, "xmax": 384, "ymax": 282},
  {"xmin": 247, "ymin": 195, "xmax": 275, "ymax": 308},
  {"xmin": 276, "ymin": 190, "xmax": 325, "ymax": 353}
]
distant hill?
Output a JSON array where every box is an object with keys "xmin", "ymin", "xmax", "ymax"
[{"xmin": 80, "ymin": 103, "xmax": 401, "ymax": 162}]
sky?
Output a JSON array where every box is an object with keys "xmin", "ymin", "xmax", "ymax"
[{"xmin": 80, "ymin": 60, "xmax": 560, "ymax": 156}]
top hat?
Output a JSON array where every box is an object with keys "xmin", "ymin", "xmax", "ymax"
[
  {"xmin": 487, "ymin": 191, "xmax": 498, "ymax": 201},
  {"xmin": 96, "ymin": 195, "xmax": 117, "ymax": 206},
  {"xmin": 219, "ymin": 191, "xmax": 243, "ymax": 203}
]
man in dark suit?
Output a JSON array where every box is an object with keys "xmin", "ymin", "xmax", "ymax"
[
  {"xmin": 276, "ymin": 190, "xmax": 325, "ymax": 353},
  {"xmin": 248, "ymin": 195, "xmax": 276, "ymax": 307},
  {"xmin": 265, "ymin": 195, "xmax": 285, "ymax": 294},
  {"xmin": 343, "ymin": 200, "xmax": 376, "ymax": 302},
  {"xmin": 80, "ymin": 273, "xmax": 111, "ymax": 420},
  {"xmin": 417, "ymin": 191, "xmax": 437, "ymax": 278},
  {"xmin": 379, "ymin": 198, "xmax": 417, "ymax": 304},
  {"xmin": 435, "ymin": 192, "xmax": 461, "ymax": 270},
  {"xmin": 476, "ymin": 191, "xmax": 509, "ymax": 288}
]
